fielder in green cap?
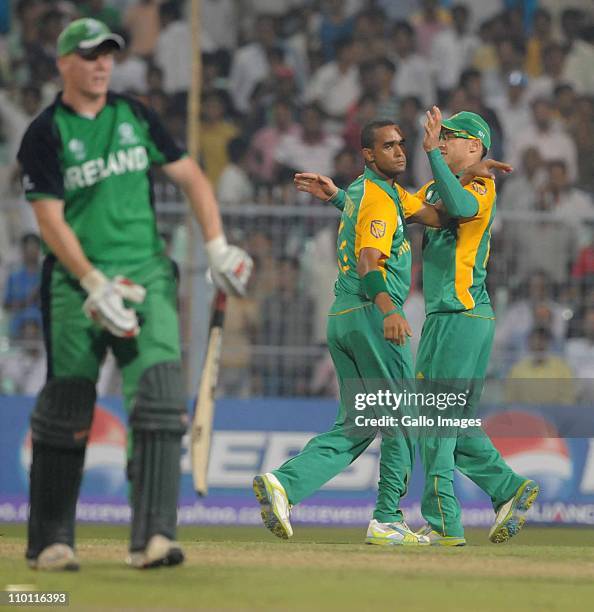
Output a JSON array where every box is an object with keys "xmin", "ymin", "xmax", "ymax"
[{"xmin": 414, "ymin": 106, "xmax": 539, "ymax": 545}]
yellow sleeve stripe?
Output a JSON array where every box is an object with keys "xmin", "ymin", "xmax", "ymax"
[
  {"xmin": 355, "ymin": 179, "xmax": 397, "ymax": 260},
  {"xmin": 396, "ymin": 183, "xmax": 424, "ymax": 218}
]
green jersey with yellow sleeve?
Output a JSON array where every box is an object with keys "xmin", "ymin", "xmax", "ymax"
[
  {"xmin": 415, "ymin": 175, "xmax": 496, "ymax": 315},
  {"xmin": 329, "ymin": 166, "xmax": 424, "ymax": 312}
]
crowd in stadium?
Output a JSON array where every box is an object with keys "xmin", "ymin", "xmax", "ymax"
[{"xmin": 0, "ymin": 0, "xmax": 593, "ymax": 398}]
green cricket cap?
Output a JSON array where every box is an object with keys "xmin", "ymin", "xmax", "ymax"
[
  {"xmin": 57, "ymin": 18, "xmax": 124, "ymax": 57},
  {"xmin": 441, "ymin": 111, "xmax": 491, "ymax": 150}
]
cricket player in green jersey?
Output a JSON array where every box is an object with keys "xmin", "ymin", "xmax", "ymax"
[
  {"xmin": 17, "ymin": 19, "xmax": 252, "ymax": 571},
  {"xmin": 414, "ymin": 107, "xmax": 539, "ymax": 546},
  {"xmin": 295, "ymin": 115, "xmax": 535, "ymax": 546},
  {"xmin": 253, "ymin": 120, "xmax": 443, "ymax": 546}
]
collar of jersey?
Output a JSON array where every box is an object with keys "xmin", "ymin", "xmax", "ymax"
[
  {"xmin": 56, "ymin": 91, "xmax": 117, "ymax": 117},
  {"xmin": 363, "ymin": 166, "xmax": 399, "ymax": 202}
]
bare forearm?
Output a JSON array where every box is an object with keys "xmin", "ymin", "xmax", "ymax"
[
  {"xmin": 38, "ymin": 218, "xmax": 93, "ymax": 279},
  {"xmin": 166, "ymin": 157, "xmax": 224, "ymax": 241}
]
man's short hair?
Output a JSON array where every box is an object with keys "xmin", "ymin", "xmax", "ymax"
[{"xmin": 361, "ymin": 120, "xmax": 400, "ymax": 149}]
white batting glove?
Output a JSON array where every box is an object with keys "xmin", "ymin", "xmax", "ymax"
[
  {"xmin": 80, "ymin": 269, "xmax": 146, "ymax": 338},
  {"xmin": 205, "ymin": 235, "xmax": 253, "ymax": 297}
]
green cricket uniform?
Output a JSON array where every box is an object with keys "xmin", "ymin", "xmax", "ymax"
[
  {"xmin": 18, "ymin": 92, "xmax": 183, "ymax": 406},
  {"xmin": 18, "ymin": 91, "xmax": 188, "ymax": 558},
  {"xmin": 273, "ymin": 167, "xmax": 424, "ymax": 522},
  {"xmin": 415, "ymin": 149, "xmax": 524, "ymax": 537}
]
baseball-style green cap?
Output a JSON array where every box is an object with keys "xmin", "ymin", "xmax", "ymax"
[
  {"xmin": 441, "ymin": 111, "xmax": 491, "ymax": 150},
  {"xmin": 57, "ymin": 18, "xmax": 124, "ymax": 57}
]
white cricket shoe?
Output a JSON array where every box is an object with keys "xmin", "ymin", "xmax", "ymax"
[
  {"xmin": 127, "ymin": 534, "xmax": 185, "ymax": 569},
  {"xmin": 416, "ymin": 524, "xmax": 466, "ymax": 546},
  {"xmin": 253, "ymin": 473, "xmax": 293, "ymax": 539},
  {"xmin": 489, "ymin": 479, "xmax": 540, "ymax": 544},
  {"xmin": 365, "ymin": 519, "xmax": 430, "ymax": 546},
  {"xmin": 28, "ymin": 543, "xmax": 80, "ymax": 571}
]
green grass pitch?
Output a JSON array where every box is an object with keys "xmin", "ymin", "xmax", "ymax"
[{"xmin": 1, "ymin": 523, "xmax": 594, "ymax": 611}]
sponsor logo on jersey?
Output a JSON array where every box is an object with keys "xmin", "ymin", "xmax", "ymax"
[
  {"xmin": 68, "ymin": 138, "xmax": 86, "ymax": 162},
  {"xmin": 64, "ymin": 146, "xmax": 149, "ymax": 190},
  {"xmin": 370, "ymin": 220, "xmax": 386, "ymax": 239},
  {"xmin": 471, "ymin": 181, "xmax": 487, "ymax": 195},
  {"xmin": 118, "ymin": 122, "xmax": 138, "ymax": 146}
]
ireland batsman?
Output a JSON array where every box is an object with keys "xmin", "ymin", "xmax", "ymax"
[{"xmin": 17, "ymin": 19, "xmax": 252, "ymax": 570}]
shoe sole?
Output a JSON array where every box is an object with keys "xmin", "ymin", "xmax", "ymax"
[
  {"xmin": 253, "ymin": 475, "xmax": 291, "ymax": 540},
  {"xmin": 137, "ymin": 547, "xmax": 185, "ymax": 570},
  {"xmin": 489, "ymin": 480, "xmax": 540, "ymax": 544},
  {"xmin": 365, "ymin": 537, "xmax": 429, "ymax": 546},
  {"xmin": 429, "ymin": 538, "xmax": 466, "ymax": 547},
  {"xmin": 28, "ymin": 560, "xmax": 80, "ymax": 571}
]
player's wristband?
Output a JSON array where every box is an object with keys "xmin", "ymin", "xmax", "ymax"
[
  {"xmin": 361, "ymin": 270, "xmax": 388, "ymax": 302},
  {"xmin": 382, "ymin": 307, "xmax": 400, "ymax": 319}
]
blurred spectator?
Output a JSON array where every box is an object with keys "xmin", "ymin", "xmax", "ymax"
[
  {"xmin": 155, "ymin": 1, "xmax": 191, "ymax": 95},
  {"xmin": 332, "ymin": 148, "xmax": 359, "ymax": 188},
  {"xmin": 373, "ymin": 58, "xmax": 399, "ymax": 121},
  {"xmin": 228, "ymin": 15, "xmax": 280, "ymax": 114},
  {"xmin": 495, "ymin": 271, "xmax": 569, "ymax": 357},
  {"xmin": 79, "ymin": 0, "xmax": 121, "ymax": 31},
  {"xmin": 123, "ymin": 0, "xmax": 160, "ymax": 58},
  {"xmin": 304, "ymin": 37, "xmax": 361, "ymax": 123},
  {"xmin": 258, "ymin": 257, "xmax": 313, "ymax": 396},
  {"xmin": 390, "ymin": 20, "xmax": 435, "ymax": 107},
  {"xmin": 3, "ymin": 233, "xmax": 41, "ymax": 339},
  {"xmin": 275, "ymin": 104, "xmax": 343, "ymax": 176},
  {"xmin": 410, "ymin": 0, "xmax": 451, "ymax": 58},
  {"xmin": 0, "ymin": 84, "xmax": 42, "ymax": 164},
  {"xmin": 199, "ymin": 90, "xmax": 239, "ymax": 185},
  {"xmin": 430, "ymin": 4, "xmax": 479, "ymax": 104},
  {"xmin": 458, "ymin": 68, "xmax": 504, "ymax": 160},
  {"xmin": 472, "ymin": 17, "xmax": 499, "ymax": 74},
  {"xmin": 505, "ymin": 327, "xmax": 576, "ymax": 405},
  {"xmin": 482, "ymin": 37, "xmax": 526, "ymax": 102},
  {"xmin": 553, "ymin": 83, "xmax": 578, "ymax": 130},
  {"xmin": 398, "ymin": 95, "xmax": 424, "ymax": 187},
  {"xmin": 511, "ymin": 97, "xmax": 578, "ymax": 181},
  {"xmin": 571, "ymin": 229, "xmax": 594, "ymax": 286},
  {"xmin": 110, "ymin": 30, "xmax": 147, "ymax": 95},
  {"xmin": 201, "ymin": 0, "xmax": 238, "ymax": 54},
  {"xmin": 566, "ymin": 307, "xmax": 594, "ymax": 401},
  {"xmin": 219, "ymin": 283, "xmax": 260, "ymax": 397},
  {"xmin": 572, "ymin": 95, "xmax": 594, "ymax": 192},
  {"xmin": 537, "ymin": 159, "xmax": 593, "ymax": 246},
  {"xmin": 0, "ymin": 317, "xmax": 45, "ymax": 395},
  {"xmin": 343, "ymin": 93, "xmax": 379, "ymax": 155},
  {"xmin": 248, "ymin": 98, "xmax": 299, "ymax": 185},
  {"xmin": 561, "ymin": 11, "xmax": 594, "ymax": 96},
  {"xmin": 498, "ymin": 147, "xmax": 545, "ymax": 211},
  {"xmin": 318, "ymin": 0, "xmax": 355, "ymax": 62},
  {"xmin": 492, "ymin": 71, "xmax": 531, "ymax": 159},
  {"xmin": 217, "ymin": 138, "xmax": 254, "ymax": 206},
  {"xmin": 525, "ymin": 8, "xmax": 554, "ymax": 77},
  {"xmin": 526, "ymin": 42, "xmax": 567, "ymax": 102}
]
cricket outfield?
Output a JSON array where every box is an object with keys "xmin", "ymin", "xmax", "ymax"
[{"xmin": 1, "ymin": 524, "xmax": 594, "ymax": 610}]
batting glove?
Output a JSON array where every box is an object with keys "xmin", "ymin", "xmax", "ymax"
[
  {"xmin": 205, "ymin": 235, "xmax": 253, "ymax": 297},
  {"xmin": 80, "ymin": 269, "xmax": 146, "ymax": 338}
]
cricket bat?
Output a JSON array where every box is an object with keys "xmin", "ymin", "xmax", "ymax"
[{"xmin": 191, "ymin": 289, "xmax": 227, "ymax": 496}]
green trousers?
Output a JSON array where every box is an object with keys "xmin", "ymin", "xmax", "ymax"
[
  {"xmin": 274, "ymin": 301, "xmax": 414, "ymax": 523},
  {"xmin": 44, "ymin": 254, "xmax": 181, "ymax": 410},
  {"xmin": 415, "ymin": 306, "xmax": 524, "ymax": 537}
]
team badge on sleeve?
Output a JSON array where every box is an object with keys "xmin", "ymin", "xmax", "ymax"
[
  {"xmin": 370, "ymin": 220, "xmax": 386, "ymax": 239},
  {"xmin": 471, "ymin": 181, "xmax": 487, "ymax": 195}
]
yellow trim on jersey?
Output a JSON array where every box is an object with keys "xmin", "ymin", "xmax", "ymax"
[
  {"xmin": 328, "ymin": 303, "xmax": 372, "ymax": 316},
  {"xmin": 354, "ymin": 179, "xmax": 397, "ymax": 260},
  {"xmin": 461, "ymin": 312, "xmax": 495, "ymax": 320},
  {"xmin": 396, "ymin": 183, "xmax": 424, "ymax": 218},
  {"xmin": 454, "ymin": 179, "xmax": 495, "ymax": 309}
]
